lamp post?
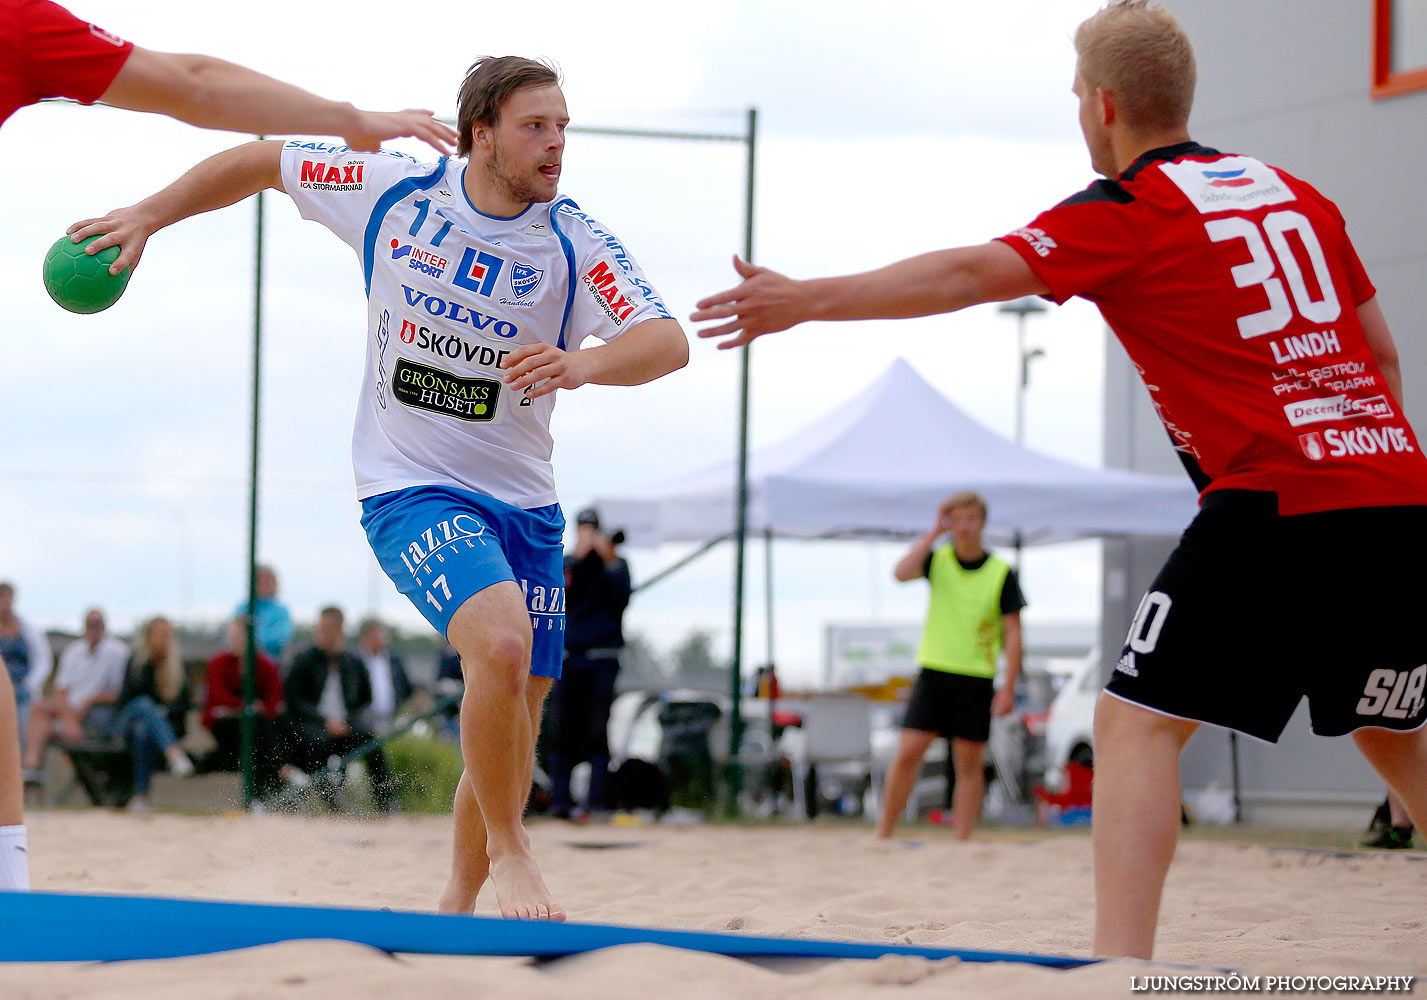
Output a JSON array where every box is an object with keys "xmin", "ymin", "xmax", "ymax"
[
  {"xmin": 998, "ymin": 296, "xmax": 1048, "ymax": 446},
  {"xmin": 997, "ymin": 297, "xmax": 1047, "ymax": 569}
]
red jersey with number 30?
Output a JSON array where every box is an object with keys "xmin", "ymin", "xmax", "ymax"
[
  {"xmin": 0, "ymin": 0, "xmax": 133, "ymax": 128},
  {"xmin": 999, "ymin": 141, "xmax": 1427, "ymax": 517}
]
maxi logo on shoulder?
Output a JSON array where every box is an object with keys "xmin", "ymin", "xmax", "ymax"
[
  {"xmin": 581, "ymin": 258, "xmax": 635, "ymax": 326},
  {"xmin": 400, "ymin": 285, "xmax": 519, "ymax": 339},
  {"xmin": 298, "ymin": 159, "xmax": 364, "ymax": 193},
  {"xmin": 451, "ymin": 247, "xmax": 508, "ymax": 298},
  {"xmin": 510, "ymin": 261, "xmax": 544, "ymax": 299},
  {"xmin": 390, "ymin": 238, "xmax": 448, "ymax": 278},
  {"xmin": 392, "ymin": 358, "xmax": 501, "ymax": 422}
]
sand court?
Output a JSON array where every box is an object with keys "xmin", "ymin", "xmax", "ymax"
[{"xmin": 0, "ymin": 811, "xmax": 1423, "ymax": 998}]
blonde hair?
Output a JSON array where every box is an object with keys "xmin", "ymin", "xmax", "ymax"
[
  {"xmin": 136, "ymin": 617, "xmax": 184, "ymax": 705},
  {"xmin": 941, "ymin": 490, "xmax": 988, "ymax": 519},
  {"xmin": 1074, "ymin": 0, "xmax": 1196, "ymax": 131}
]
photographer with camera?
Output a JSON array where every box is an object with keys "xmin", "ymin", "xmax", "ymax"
[{"xmin": 546, "ymin": 509, "xmax": 631, "ymax": 820}]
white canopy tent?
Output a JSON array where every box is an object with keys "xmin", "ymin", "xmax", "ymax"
[{"xmin": 597, "ymin": 358, "xmax": 1200, "ymax": 548}]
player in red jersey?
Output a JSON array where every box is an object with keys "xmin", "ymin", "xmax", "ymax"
[
  {"xmin": 692, "ymin": 0, "xmax": 1427, "ymax": 960},
  {"xmin": 0, "ymin": 0, "xmax": 456, "ymax": 892}
]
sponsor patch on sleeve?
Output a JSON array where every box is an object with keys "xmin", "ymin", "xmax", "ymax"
[
  {"xmin": 297, "ymin": 157, "xmax": 366, "ymax": 193},
  {"xmin": 1008, "ymin": 226, "xmax": 1058, "ymax": 258},
  {"xmin": 581, "ymin": 257, "xmax": 638, "ymax": 328}
]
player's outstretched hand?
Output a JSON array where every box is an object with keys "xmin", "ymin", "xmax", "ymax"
[
  {"xmin": 66, "ymin": 206, "xmax": 155, "ymax": 275},
  {"xmin": 501, "ymin": 343, "xmax": 591, "ymax": 400},
  {"xmin": 344, "ymin": 109, "xmax": 458, "ymax": 156},
  {"xmin": 691, "ymin": 255, "xmax": 811, "ymax": 349}
]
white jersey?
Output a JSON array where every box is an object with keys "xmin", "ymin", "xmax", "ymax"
[{"xmin": 279, "ymin": 141, "xmax": 671, "ymax": 508}]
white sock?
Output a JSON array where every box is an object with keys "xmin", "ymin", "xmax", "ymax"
[{"xmin": 0, "ymin": 825, "xmax": 30, "ymax": 891}]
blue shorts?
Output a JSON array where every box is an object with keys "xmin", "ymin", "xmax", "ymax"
[{"xmin": 360, "ymin": 485, "xmax": 567, "ymax": 678}]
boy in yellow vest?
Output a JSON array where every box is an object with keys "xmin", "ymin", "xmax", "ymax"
[{"xmin": 876, "ymin": 491, "xmax": 1025, "ymax": 840}]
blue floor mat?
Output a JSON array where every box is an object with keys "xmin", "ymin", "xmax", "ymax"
[{"xmin": 0, "ymin": 891, "xmax": 1097, "ymax": 968}]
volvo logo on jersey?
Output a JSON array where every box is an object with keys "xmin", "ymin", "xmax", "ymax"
[
  {"xmin": 400, "ymin": 285, "xmax": 519, "ymax": 339},
  {"xmin": 452, "ymin": 246, "xmax": 507, "ymax": 297},
  {"xmin": 510, "ymin": 262, "xmax": 544, "ymax": 299}
]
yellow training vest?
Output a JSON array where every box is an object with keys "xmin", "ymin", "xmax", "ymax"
[{"xmin": 916, "ymin": 548, "xmax": 1011, "ymax": 678}]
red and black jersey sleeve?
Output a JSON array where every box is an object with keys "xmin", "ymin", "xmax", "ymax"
[
  {"xmin": 17, "ymin": 0, "xmax": 133, "ymax": 107},
  {"xmin": 996, "ymin": 180, "xmax": 1146, "ymax": 304}
]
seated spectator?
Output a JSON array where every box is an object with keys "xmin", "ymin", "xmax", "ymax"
[
  {"xmin": 285, "ymin": 607, "xmax": 396, "ymax": 812},
  {"xmin": 22, "ymin": 608, "xmax": 127, "ymax": 781},
  {"xmin": 356, "ymin": 619, "xmax": 413, "ymax": 733},
  {"xmin": 109, "ymin": 617, "xmax": 195, "ymax": 812},
  {"xmin": 234, "ymin": 564, "xmax": 294, "ymax": 662},
  {"xmin": 203, "ymin": 616, "xmax": 304, "ymax": 800},
  {"xmin": 0, "ymin": 582, "xmax": 52, "ymax": 751}
]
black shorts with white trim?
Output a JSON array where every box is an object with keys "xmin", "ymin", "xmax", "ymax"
[{"xmin": 1104, "ymin": 490, "xmax": 1427, "ymax": 742}]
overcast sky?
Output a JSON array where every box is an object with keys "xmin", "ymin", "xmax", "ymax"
[{"xmin": 0, "ymin": 0, "xmax": 1128, "ymax": 683}]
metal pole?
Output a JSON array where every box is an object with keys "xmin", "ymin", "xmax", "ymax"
[
  {"xmin": 1015, "ymin": 315, "xmax": 1027, "ymax": 446},
  {"xmin": 241, "ymin": 181, "xmax": 265, "ymax": 809},
  {"xmin": 763, "ymin": 526, "xmax": 774, "ymax": 670},
  {"xmin": 1014, "ymin": 315, "xmax": 1026, "ymax": 571},
  {"xmin": 764, "ymin": 525, "xmax": 778, "ymax": 806},
  {"xmin": 727, "ymin": 106, "xmax": 757, "ymax": 814},
  {"xmin": 1229, "ymin": 731, "xmax": 1243, "ymax": 824}
]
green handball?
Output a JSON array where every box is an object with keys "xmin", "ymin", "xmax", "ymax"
[{"xmin": 43, "ymin": 234, "xmax": 131, "ymax": 314}]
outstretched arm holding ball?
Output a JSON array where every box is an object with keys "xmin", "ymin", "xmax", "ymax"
[{"xmin": 66, "ymin": 140, "xmax": 284, "ymax": 276}]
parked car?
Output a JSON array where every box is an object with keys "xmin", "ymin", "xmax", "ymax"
[{"xmin": 1041, "ymin": 648, "xmax": 1102, "ymax": 793}]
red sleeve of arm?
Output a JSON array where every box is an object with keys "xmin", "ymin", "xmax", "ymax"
[
  {"xmin": 22, "ymin": 1, "xmax": 134, "ymax": 105},
  {"xmin": 995, "ymin": 182, "xmax": 1143, "ymax": 305}
]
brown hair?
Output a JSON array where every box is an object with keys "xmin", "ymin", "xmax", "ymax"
[
  {"xmin": 1074, "ymin": 0, "xmax": 1196, "ymax": 131},
  {"xmin": 456, "ymin": 56, "xmax": 561, "ymax": 157},
  {"xmin": 941, "ymin": 491, "xmax": 988, "ymax": 519}
]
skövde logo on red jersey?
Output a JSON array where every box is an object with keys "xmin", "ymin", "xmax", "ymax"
[{"xmin": 1298, "ymin": 432, "xmax": 1326, "ymax": 461}]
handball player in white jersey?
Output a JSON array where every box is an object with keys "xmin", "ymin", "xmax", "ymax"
[{"xmin": 69, "ymin": 57, "xmax": 689, "ymax": 921}]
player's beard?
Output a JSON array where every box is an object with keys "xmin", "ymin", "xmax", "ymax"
[{"xmin": 486, "ymin": 136, "xmax": 552, "ymax": 205}]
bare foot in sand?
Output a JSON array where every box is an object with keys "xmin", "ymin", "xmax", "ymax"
[
  {"xmin": 489, "ymin": 851, "xmax": 565, "ymax": 921},
  {"xmin": 436, "ymin": 869, "xmax": 488, "ymax": 914}
]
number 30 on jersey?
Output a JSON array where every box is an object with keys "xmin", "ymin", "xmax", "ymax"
[{"xmin": 1206, "ymin": 209, "xmax": 1341, "ymax": 339}]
